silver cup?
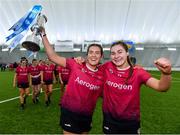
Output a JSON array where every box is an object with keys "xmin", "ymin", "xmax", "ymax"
[{"xmin": 22, "ymin": 14, "xmax": 47, "ymax": 52}]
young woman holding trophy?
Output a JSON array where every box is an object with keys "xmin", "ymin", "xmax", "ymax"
[{"xmin": 40, "ymin": 27, "xmax": 104, "ymax": 134}]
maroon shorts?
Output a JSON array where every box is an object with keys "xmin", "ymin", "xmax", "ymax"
[
  {"xmin": 32, "ymin": 77, "xmax": 41, "ymax": 85},
  {"xmin": 17, "ymin": 82, "xmax": 29, "ymax": 88},
  {"xmin": 62, "ymin": 80, "xmax": 68, "ymax": 85},
  {"xmin": 44, "ymin": 80, "xmax": 53, "ymax": 85}
]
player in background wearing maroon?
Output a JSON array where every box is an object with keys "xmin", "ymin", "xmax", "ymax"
[
  {"xmin": 13, "ymin": 59, "xmax": 30, "ymax": 110},
  {"xmin": 29, "ymin": 59, "xmax": 41, "ymax": 103},
  {"xmin": 56, "ymin": 65, "xmax": 70, "ymax": 105},
  {"xmin": 40, "ymin": 27, "xmax": 104, "ymax": 134},
  {"xmin": 102, "ymin": 41, "xmax": 172, "ymax": 134},
  {"xmin": 41, "ymin": 59, "xmax": 56, "ymax": 106}
]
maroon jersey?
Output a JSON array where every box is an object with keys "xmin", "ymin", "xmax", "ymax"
[
  {"xmin": 102, "ymin": 61, "xmax": 151, "ymax": 121},
  {"xmin": 28, "ymin": 65, "xmax": 41, "ymax": 77},
  {"xmin": 42, "ymin": 64, "xmax": 55, "ymax": 81},
  {"xmin": 16, "ymin": 66, "xmax": 29, "ymax": 84},
  {"xmin": 57, "ymin": 65, "xmax": 70, "ymax": 82},
  {"xmin": 38, "ymin": 63, "xmax": 44, "ymax": 71},
  {"xmin": 61, "ymin": 58, "xmax": 104, "ymax": 116}
]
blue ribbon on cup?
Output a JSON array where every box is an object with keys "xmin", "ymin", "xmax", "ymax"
[
  {"xmin": 8, "ymin": 12, "xmax": 29, "ymax": 32},
  {"xmin": 8, "ymin": 33, "xmax": 24, "ymax": 52},
  {"xmin": 6, "ymin": 5, "xmax": 42, "ymax": 52}
]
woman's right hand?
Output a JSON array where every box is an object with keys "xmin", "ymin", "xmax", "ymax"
[{"xmin": 39, "ymin": 26, "xmax": 46, "ymax": 36}]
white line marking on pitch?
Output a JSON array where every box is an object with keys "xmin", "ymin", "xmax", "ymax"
[
  {"xmin": 0, "ymin": 88, "xmax": 59, "ymax": 104},
  {"xmin": 0, "ymin": 96, "xmax": 20, "ymax": 104}
]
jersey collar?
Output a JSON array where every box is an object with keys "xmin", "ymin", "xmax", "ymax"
[{"xmin": 86, "ymin": 63, "xmax": 98, "ymax": 72}]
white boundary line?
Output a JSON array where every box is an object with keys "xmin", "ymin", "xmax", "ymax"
[
  {"xmin": 0, "ymin": 96, "xmax": 20, "ymax": 104},
  {"xmin": 0, "ymin": 88, "xmax": 59, "ymax": 104},
  {"xmin": 1, "ymin": 75, "xmax": 180, "ymax": 104}
]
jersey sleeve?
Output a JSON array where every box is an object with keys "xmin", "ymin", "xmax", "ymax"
[
  {"xmin": 66, "ymin": 58, "xmax": 77, "ymax": 70},
  {"xmin": 138, "ymin": 68, "xmax": 151, "ymax": 84},
  {"xmin": 56, "ymin": 66, "xmax": 60, "ymax": 72},
  {"xmin": 40, "ymin": 65, "xmax": 44, "ymax": 71},
  {"xmin": 51, "ymin": 64, "xmax": 55, "ymax": 70},
  {"xmin": 15, "ymin": 66, "xmax": 19, "ymax": 73}
]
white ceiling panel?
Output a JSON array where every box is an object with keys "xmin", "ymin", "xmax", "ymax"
[{"xmin": 0, "ymin": 0, "xmax": 180, "ymax": 45}]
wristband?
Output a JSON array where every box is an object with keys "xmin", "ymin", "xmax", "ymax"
[
  {"xmin": 42, "ymin": 33, "xmax": 46, "ymax": 37},
  {"xmin": 162, "ymin": 71, "xmax": 172, "ymax": 75},
  {"xmin": 41, "ymin": 33, "xmax": 46, "ymax": 37}
]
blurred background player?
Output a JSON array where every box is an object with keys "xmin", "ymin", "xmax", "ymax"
[
  {"xmin": 29, "ymin": 59, "xmax": 41, "ymax": 103},
  {"xmin": 56, "ymin": 65, "xmax": 70, "ymax": 105},
  {"xmin": 41, "ymin": 59, "xmax": 56, "ymax": 106},
  {"xmin": 13, "ymin": 58, "xmax": 30, "ymax": 110}
]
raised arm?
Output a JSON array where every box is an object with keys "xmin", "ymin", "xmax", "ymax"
[
  {"xmin": 146, "ymin": 57, "xmax": 172, "ymax": 92},
  {"xmin": 40, "ymin": 27, "xmax": 66, "ymax": 67}
]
